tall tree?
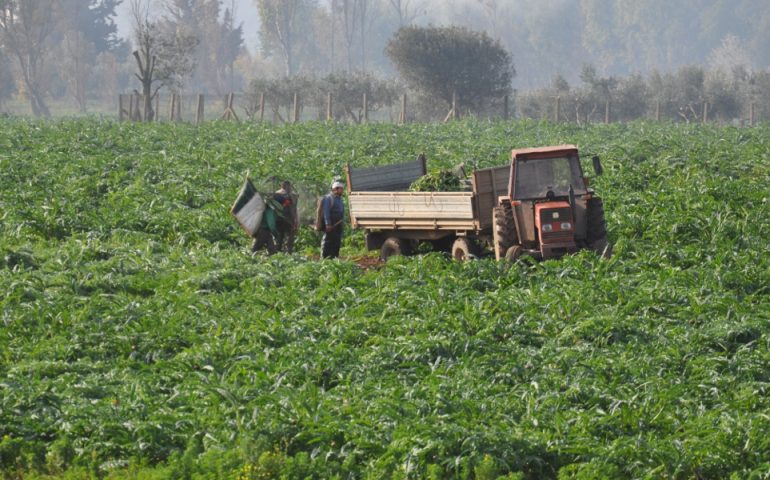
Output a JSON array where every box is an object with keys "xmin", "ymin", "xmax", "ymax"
[
  {"xmin": 163, "ymin": 0, "xmax": 243, "ymax": 94},
  {"xmin": 0, "ymin": 0, "xmax": 56, "ymax": 116},
  {"xmin": 70, "ymin": 0, "xmax": 125, "ymax": 55},
  {"xmin": 130, "ymin": 0, "xmax": 198, "ymax": 120},
  {"xmin": 0, "ymin": 49, "xmax": 15, "ymax": 111},
  {"xmin": 220, "ymin": 3, "xmax": 244, "ymax": 92},
  {"xmin": 255, "ymin": 0, "xmax": 317, "ymax": 76},
  {"xmin": 332, "ymin": 0, "xmax": 371, "ymax": 72}
]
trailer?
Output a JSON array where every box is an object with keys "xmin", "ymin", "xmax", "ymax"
[{"xmin": 345, "ymin": 156, "xmax": 509, "ymax": 260}]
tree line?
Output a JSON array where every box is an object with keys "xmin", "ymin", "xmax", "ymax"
[{"xmin": 3, "ymin": 0, "xmax": 770, "ymax": 119}]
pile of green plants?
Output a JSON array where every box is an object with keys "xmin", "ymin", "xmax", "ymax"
[
  {"xmin": 409, "ymin": 168, "xmax": 464, "ymax": 192},
  {"xmin": 1, "ymin": 118, "xmax": 770, "ymax": 479}
]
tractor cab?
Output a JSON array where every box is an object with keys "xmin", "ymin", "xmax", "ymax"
[{"xmin": 498, "ymin": 145, "xmax": 604, "ymax": 260}]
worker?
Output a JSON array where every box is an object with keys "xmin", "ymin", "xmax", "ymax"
[
  {"xmin": 251, "ymin": 197, "xmax": 284, "ymax": 255},
  {"xmin": 320, "ymin": 180, "xmax": 345, "ymax": 259},
  {"xmin": 273, "ymin": 180, "xmax": 299, "ymax": 253}
]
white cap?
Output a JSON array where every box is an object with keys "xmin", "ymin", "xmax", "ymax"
[{"xmin": 331, "ymin": 181, "xmax": 345, "ymax": 190}]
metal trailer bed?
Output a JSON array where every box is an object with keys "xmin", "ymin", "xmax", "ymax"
[{"xmin": 345, "ymin": 158, "xmax": 511, "ymax": 257}]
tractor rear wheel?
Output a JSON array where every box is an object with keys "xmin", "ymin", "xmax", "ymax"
[
  {"xmin": 586, "ymin": 196, "xmax": 610, "ymax": 257},
  {"xmin": 380, "ymin": 237, "xmax": 410, "ymax": 261},
  {"xmin": 493, "ymin": 202, "xmax": 518, "ymax": 260},
  {"xmin": 451, "ymin": 237, "xmax": 477, "ymax": 262}
]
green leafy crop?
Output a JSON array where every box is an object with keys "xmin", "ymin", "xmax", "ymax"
[{"xmin": 1, "ymin": 118, "xmax": 770, "ymax": 479}]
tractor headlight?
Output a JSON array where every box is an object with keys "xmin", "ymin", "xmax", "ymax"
[
  {"xmin": 542, "ymin": 224, "xmax": 553, "ymax": 233},
  {"xmin": 561, "ymin": 222, "xmax": 572, "ymax": 230}
]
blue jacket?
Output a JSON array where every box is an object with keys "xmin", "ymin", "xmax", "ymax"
[{"xmin": 322, "ymin": 193, "xmax": 344, "ymax": 227}]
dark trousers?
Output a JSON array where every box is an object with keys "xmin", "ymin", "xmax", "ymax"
[
  {"xmin": 252, "ymin": 229, "xmax": 276, "ymax": 254},
  {"xmin": 321, "ymin": 225, "xmax": 343, "ymax": 258},
  {"xmin": 275, "ymin": 222, "xmax": 295, "ymax": 253}
]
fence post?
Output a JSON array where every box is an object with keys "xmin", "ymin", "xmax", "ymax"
[
  {"xmin": 363, "ymin": 93, "xmax": 368, "ymax": 123},
  {"xmin": 118, "ymin": 95, "xmax": 126, "ymax": 121},
  {"xmin": 605, "ymin": 100, "xmax": 611, "ymax": 124},
  {"xmin": 452, "ymin": 91, "xmax": 458, "ymax": 120},
  {"xmin": 400, "ymin": 93, "xmax": 407, "ymax": 124},
  {"xmin": 655, "ymin": 101, "xmax": 661, "ymax": 122},
  {"xmin": 134, "ymin": 94, "xmax": 143, "ymax": 121},
  {"xmin": 750, "ymin": 102, "xmax": 755, "ymax": 127},
  {"xmin": 703, "ymin": 102, "xmax": 709, "ymax": 124},
  {"xmin": 129, "ymin": 94, "xmax": 136, "ymax": 121},
  {"xmin": 153, "ymin": 95, "xmax": 159, "ymax": 122},
  {"xmin": 293, "ymin": 93, "xmax": 300, "ymax": 123},
  {"xmin": 196, "ymin": 94, "xmax": 205, "ymax": 125},
  {"xmin": 169, "ymin": 94, "xmax": 176, "ymax": 121},
  {"xmin": 327, "ymin": 93, "xmax": 333, "ymax": 121},
  {"xmin": 259, "ymin": 93, "xmax": 265, "ymax": 122},
  {"xmin": 503, "ymin": 95, "xmax": 509, "ymax": 121},
  {"xmin": 555, "ymin": 96, "xmax": 561, "ymax": 123}
]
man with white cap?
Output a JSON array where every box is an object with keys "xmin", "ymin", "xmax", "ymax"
[{"xmin": 320, "ymin": 180, "xmax": 346, "ymax": 258}]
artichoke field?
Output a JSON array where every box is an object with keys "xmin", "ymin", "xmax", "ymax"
[{"xmin": 1, "ymin": 119, "xmax": 770, "ymax": 478}]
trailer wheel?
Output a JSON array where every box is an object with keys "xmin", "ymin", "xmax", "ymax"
[
  {"xmin": 586, "ymin": 196, "xmax": 610, "ymax": 257},
  {"xmin": 380, "ymin": 237, "xmax": 410, "ymax": 261},
  {"xmin": 493, "ymin": 202, "xmax": 518, "ymax": 260},
  {"xmin": 451, "ymin": 237, "xmax": 477, "ymax": 262}
]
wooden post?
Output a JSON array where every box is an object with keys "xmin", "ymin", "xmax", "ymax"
[
  {"xmin": 363, "ymin": 93, "xmax": 368, "ymax": 123},
  {"xmin": 327, "ymin": 92, "xmax": 333, "ymax": 121},
  {"xmin": 503, "ymin": 95, "xmax": 509, "ymax": 121},
  {"xmin": 293, "ymin": 93, "xmax": 300, "ymax": 123},
  {"xmin": 118, "ymin": 95, "xmax": 126, "ymax": 121},
  {"xmin": 655, "ymin": 101, "xmax": 661, "ymax": 121},
  {"xmin": 128, "ymin": 94, "xmax": 135, "ymax": 121},
  {"xmin": 555, "ymin": 96, "xmax": 561, "ymax": 122},
  {"xmin": 400, "ymin": 93, "xmax": 407, "ymax": 124},
  {"xmin": 750, "ymin": 102, "xmax": 755, "ymax": 127},
  {"xmin": 196, "ymin": 94, "xmax": 205, "ymax": 125},
  {"xmin": 220, "ymin": 93, "xmax": 240, "ymax": 122},
  {"xmin": 605, "ymin": 99, "xmax": 611, "ymax": 124},
  {"xmin": 259, "ymin": 93, "xmax": 265, "ymax": 122},
  {"xmin": 451, "ymin": 91, "xmax": 457, "ymax": 120},
  {"xmin": 134, "ymin": 94, "xmax": 143, "ymax": 121},
  {"xmin": 169, "ymin": 94, "xmax": 176, "ymax": 121},
  {"xmin": 703, "ymin": 102, "xmax": 709, "ymax": 123},
  {"xmin": 154, "ymin": 95, "xmax": 160, "ymax": 122}
]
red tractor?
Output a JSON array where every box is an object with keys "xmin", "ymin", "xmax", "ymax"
[{"xmin": 492, "ymin": 145, "xmax": 609, "ymax": 261}]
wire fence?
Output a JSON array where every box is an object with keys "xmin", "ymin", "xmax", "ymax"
[{"xmin": 3, "ymin": 91, "xmax": 767, "ymax": 126}]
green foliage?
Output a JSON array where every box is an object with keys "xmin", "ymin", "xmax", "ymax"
[
  {"xmin": 386, "ymin": 25, "xmax": 514, "ymax": 114},
  {"xmin": 409, "ymin": 169, "xmax": 463, "ymax": 192},
  {"xmin": 1, "ymin": 119, "xmax": 770, "ymax": 479}
]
